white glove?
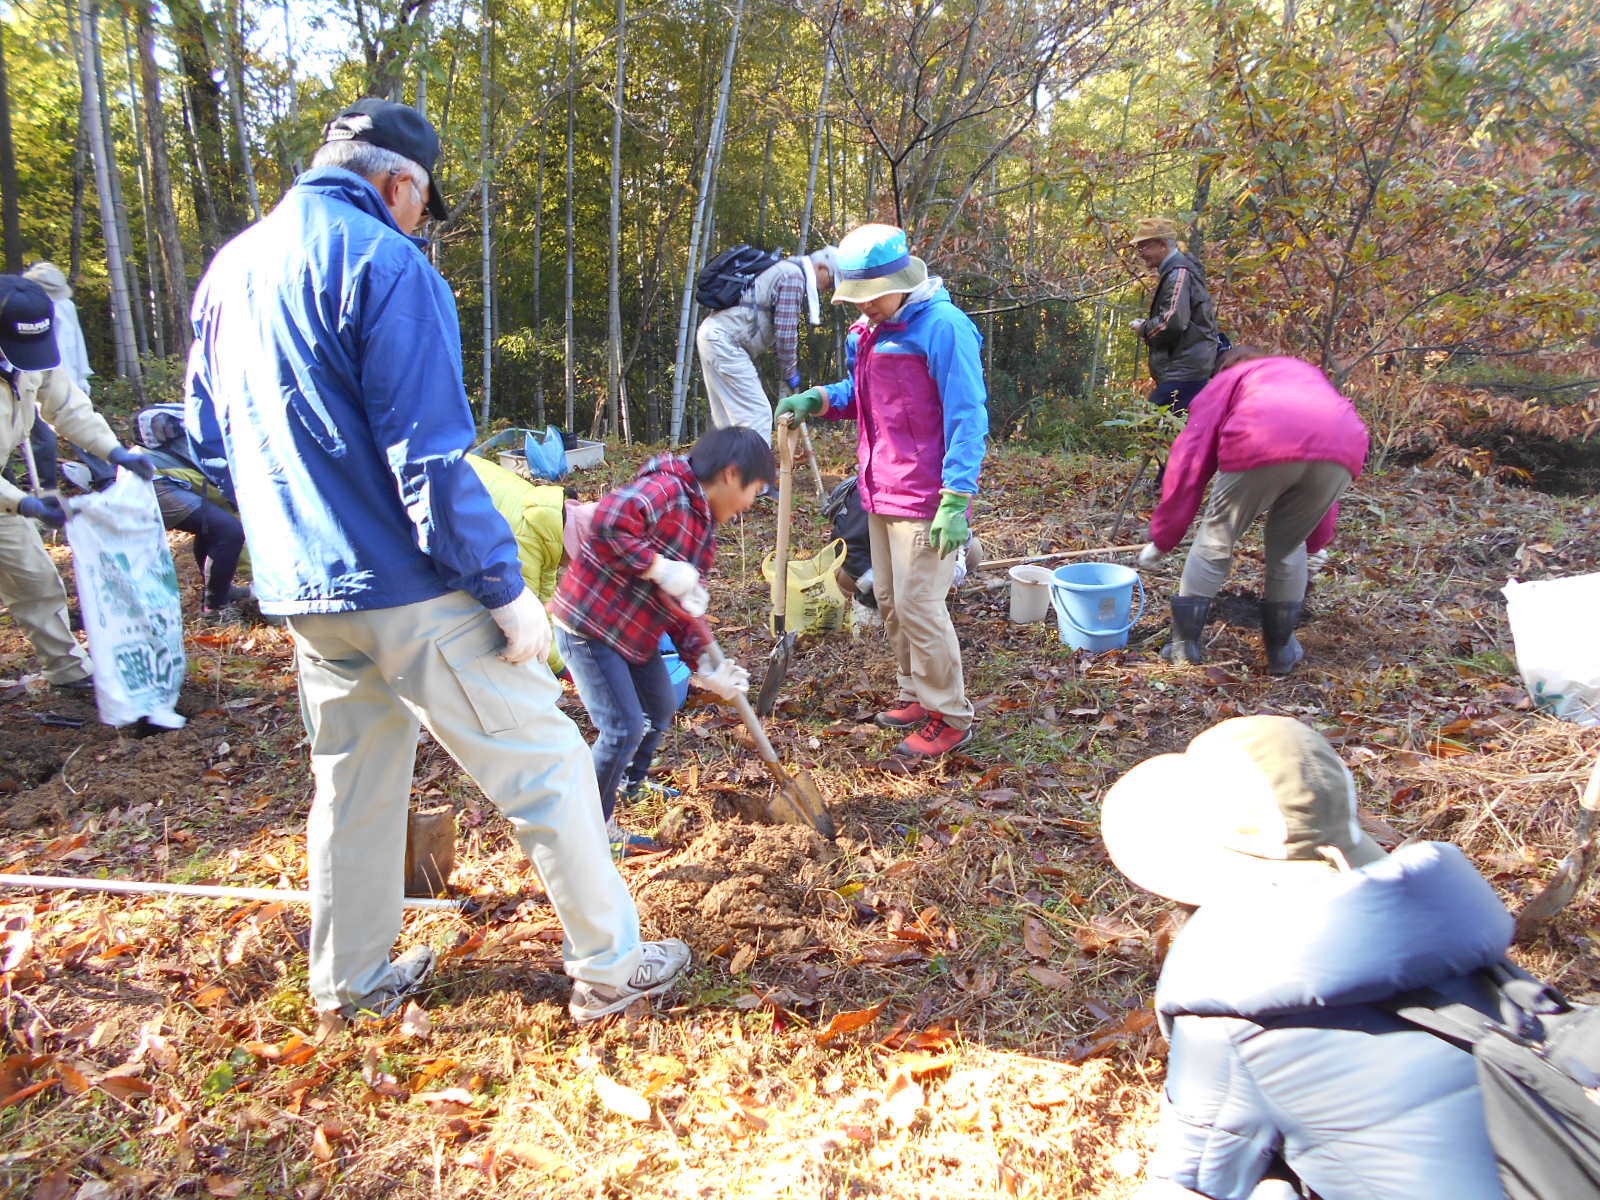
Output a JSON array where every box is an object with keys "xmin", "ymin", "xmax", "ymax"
[
  {"xmin": 644, "ymin": 555, "xmax": 709, "ymax": 617},
  {"xmin": 692, "ymin": 658, "xmax": 749, "ymax": 701},
  {"xmin": 1307, "ymin": 549, "xmax": 1329, "ymax": 577},
  {"xmin": 1129, "ymin": 318, "xmax": 1146, "ymax": 333},
  {"xmin": 1138, "ymin": 543, "xmax": 1165, "ymax": 568},
  {"xmin": 488, "ymin": 590, "xmax": 552, "ymax": 665}
]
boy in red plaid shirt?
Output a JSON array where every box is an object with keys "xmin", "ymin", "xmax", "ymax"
[{"xmin": 552, "ymin": 427, "xmax": 773, "ymax": 852}]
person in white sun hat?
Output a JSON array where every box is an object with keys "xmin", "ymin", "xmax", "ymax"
[
  {"xmin": 775, "ymin": 223, "xmax": 989, "ymax": 759},
  {"xmin": 1103, "ymin": 715, "xmax": 1510, "ymax": 1200}
]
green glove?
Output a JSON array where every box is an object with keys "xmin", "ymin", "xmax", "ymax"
[
  {"xmin": 929, "ymin": 491, "xmax": 971, "ymax": 558},
  {"xmin": 775, "ymin": 387, "xmax": 826, "ymax": 424}
]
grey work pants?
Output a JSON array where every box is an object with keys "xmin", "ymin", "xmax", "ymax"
[
  {"xmin": 0, "ymin": 511, "xmax": 92, "ymax": 683},
  {"xmin": 866, "ymin": 513, "xmax": 974, "ymax": 728},
  {"xmin": 1178, "ymin": 461, "xmax": 1353, "ymax": 603},
  {"xmin": 696, "ymin": 307, "xmax": 775, "ymax": 446},
  {"xmin": 287, "ymin": 590, "xmax": 643, "ymax": 1013}
]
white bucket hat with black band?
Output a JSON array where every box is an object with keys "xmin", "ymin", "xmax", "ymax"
[{"xmin": 1101, "ymin": 715, "xmax": 1386, "ymax": 907}]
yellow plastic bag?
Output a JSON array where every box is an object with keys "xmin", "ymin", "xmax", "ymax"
[{"xmin": 761, "ymin": 538, "xmax": 849, "ymax": 637}]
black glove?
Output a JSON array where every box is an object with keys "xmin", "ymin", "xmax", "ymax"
[
  {"xmin": 108, "ymin": 446, "xmax": 157, "ymax": 482},
  {"xmin": 18, "ymin": 495, "xmax": 66, "ymax": 528}
]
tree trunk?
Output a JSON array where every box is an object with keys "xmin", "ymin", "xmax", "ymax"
[
  {"xmin": 90, "ymin": 6, "xmax": 148, "ymax": 358},
  {"xmin": 755, "ymin": 123, "xmax": 774, "ymax": 247},
  {"xmin": 77, "ymin": 0, "xmax": 141, "ymax": 394},
  {"xmin": 478, "ymin": 0, "xmax": 492, "ymax": 427},
  {"xmin": 169, "ymin": 0, "xmax": 243, "ymax": 245},
  {"xmin": 222, "ymin": 0, "xmax": 260, "ymax": 221},
  {"xmin": 605, "ymin": 0, "xmax": 627, "ymax": 441},
  {"xmin": 178, "ymin": 89, "xmax": 219, "ymax": 259},
  {"xmin": 136, "ymin": 0, "xmax": 190, "ymax": 353},
  {"xmin": 798, "ymin": 50, "xmax": 831, "ymax": 255},
  {"xmin": 414, "ymin": 2, "xmax": 429, "ymax": 114},
  {"xmin": 121, "ymin": 9, "xmax": 164, "ymax": 357},
  {"xmin": 280, "ymin": 0, "xmax": 301, "ymax": 175},
  {"xmin": 532, "ymin": 113, "xmax": 546, "ymax": 425},
  {"xmin": 69, "ymin": 116, "xmax": 87, "ymax": 282},
  {"xmin": 0, "ymin": 25, "xmax": 24, "ymax": 271},
  {"xmin": 668, "ymin": 0, "xmax": 744, "ymax": 443},
  {"xmin": 563, "ymin": 0, "xmax": 576, "ymax": 431}
]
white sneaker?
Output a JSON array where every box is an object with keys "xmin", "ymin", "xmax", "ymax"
[
  {"xmin": 568, "ymin": 939, "xmax": 691, "ymax": 1023},
  {"xmin": 345, "ymin": 945, "xmax": 436, "ymax": 1019}
]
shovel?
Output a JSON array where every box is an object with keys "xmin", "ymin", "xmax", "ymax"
[
  {"xmin": 668, "ymin": 597, "xmax": 836, "ymax": 839},
  {"xmin": 755, "ymin": 423, "xmax": 798, "ymax": 717}
]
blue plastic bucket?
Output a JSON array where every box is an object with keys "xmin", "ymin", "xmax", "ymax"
[{"xmin": 1049, "ymin": 562, "xmax": 1145, "ymax": 652}]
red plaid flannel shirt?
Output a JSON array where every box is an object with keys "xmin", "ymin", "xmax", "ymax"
[{"xmin": 551, "ymin": 455, "xmax": 715, "ymax": 667}]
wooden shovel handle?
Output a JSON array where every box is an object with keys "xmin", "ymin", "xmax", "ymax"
[
  {"xmin": 659, "ymin": 592, "xmax": 782, "ymax": 769},
  {"xmin": 773, "ymin": 424, "xmax": 796, "ymax": 630}
]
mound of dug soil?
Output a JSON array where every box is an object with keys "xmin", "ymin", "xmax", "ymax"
[{"xmin": 635, "ymin": 821, "xmax": 840, "ymax": 957}]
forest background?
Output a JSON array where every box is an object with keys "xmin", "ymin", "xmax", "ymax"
[{"xmin": 0, "ymin": 0, "xmax": 1597, "ymax": 462}]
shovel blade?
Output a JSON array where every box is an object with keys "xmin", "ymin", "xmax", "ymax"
[
  {"xmin": 760, "ymin": 761, "xmax": 836, "ymax": 840},
  {"xmin": 754, "ymin": 631, "xmax": 796, "ymax": 717}
]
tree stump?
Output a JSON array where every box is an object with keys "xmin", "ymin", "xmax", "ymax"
[{"xmin": 404, "ymin": 807, "xmax": 456, "ymax": 897}]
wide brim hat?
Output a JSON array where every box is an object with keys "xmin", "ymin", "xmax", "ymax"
[
  {"xmin": 323, "ymin": 98, "xmax": 450, "ymax": 221},
  {"xmin": 1101, "ymin": 715, "xmax": 1385, "ymax": 907},
  {"xmin": 832, "ymin": 223, "xmax": 929, "ymax": 304},
  {"xmin": 1129, "ymin": 216, "xmax": 1183, "ymax": 247}
]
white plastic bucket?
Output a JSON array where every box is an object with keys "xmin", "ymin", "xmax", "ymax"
[{"xmin": 1008, "ymin": 564, "xmax": 1054, "ymax": 624}]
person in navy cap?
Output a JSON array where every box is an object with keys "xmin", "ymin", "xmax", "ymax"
[
  {"xmin": 0, "ymin": 275, "xmax": 155, "ymax": 691},
  {"xmin": 185, "ymin": 98, "xmax": 689, "ymax": 1024},
  {"xmin": 775, "ymin": 224, "xmax": 989, "ymax": 758}
]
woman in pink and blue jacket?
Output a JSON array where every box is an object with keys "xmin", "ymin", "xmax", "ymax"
[
  {"xmin": 1140, "ymin": 348, "xmax": 1368, "ymax": 675},
  {"xmin": 776, "ymin": 224, "xmax": 989, "ymax": 758}
]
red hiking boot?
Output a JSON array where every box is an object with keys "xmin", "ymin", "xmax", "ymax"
[
  {"xmin": 895, "ymin": 715, "xmax": 974, "ymax": 758},
  {"xmin": 875, "ymin": 700, "xmax": 930, "ymax": 729}
]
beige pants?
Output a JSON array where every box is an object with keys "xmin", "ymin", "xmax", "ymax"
[
  {"xmin": 696, "ymin": 307, "xmax": 774, "ymax": 446},
  {"xmin": 288, "ymin": 590, "xmax": 643, "ymax": 1013},
  {"xmin": 0, "ymin": 511, "xmax": 92, "ymax": 683},
  {"xmin": 867, "ymin": 513, "xmax": 973, "ymax": 728},
  {"xmin": 1179, "ymin": 461, "xmax": 1353, "ymax": 603}
]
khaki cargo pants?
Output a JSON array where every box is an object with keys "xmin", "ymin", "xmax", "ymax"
[
  {"xmin": 867, "ymin": 513, "xmax": 974, "ymax": 729},
  {"xmin": 288, "ymin": 590, "xmax": 644, "ymax": 1013},
  {"xmin": 0, "ymin": 511, "xmax": 92, "ymax": 683}
]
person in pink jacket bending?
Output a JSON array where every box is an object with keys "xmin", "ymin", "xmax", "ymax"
[{"xmin": 1138, "ymin": 348, "xmax": 1369, "ymax": 675}]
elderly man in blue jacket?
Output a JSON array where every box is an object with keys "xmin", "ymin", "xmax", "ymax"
[{"xmin": 184, "ymin": 99, "xmax": 689, "ymax": 1024}]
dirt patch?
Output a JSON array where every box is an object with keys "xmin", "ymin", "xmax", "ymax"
[{"xmin": 635, "ymin": 820, "xmax": 841, "ymax": 957}]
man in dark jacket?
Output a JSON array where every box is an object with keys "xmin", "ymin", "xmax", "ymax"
[
  {"xmin": 1130, "ymin": 217, "xmax": 1221, "ymax": 414},
  {"xmin": 185, "ymin": 99, "xmax": 689, "ymax": 1024},
  {"xmin": 1102, "ymin": 715, "xmax": 1509, "ymax": 1200}
]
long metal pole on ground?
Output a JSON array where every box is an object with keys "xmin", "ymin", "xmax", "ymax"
[{"xmin": 0, "ymin": 873, "xmax": 463, "ymax": 911}]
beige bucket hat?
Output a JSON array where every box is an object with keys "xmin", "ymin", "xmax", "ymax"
[
  {"xmin": 1129, "ymin": 217, "xmax": 1183, "ymax": 247},
  {"xmin": 1100, "ymin": 715, "xmax": 1385, "ymax": 907}
]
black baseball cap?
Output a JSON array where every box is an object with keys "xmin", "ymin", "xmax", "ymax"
[
  {"xmin": 323, "ymin": 98, "xmax": 449, "ymax": 221},
  {"xmin": 0, "ymin": 276, "xmax": 60, "ymax": 372}
]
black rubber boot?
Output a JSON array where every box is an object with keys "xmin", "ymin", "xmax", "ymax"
[
  {"xmin": 1261, "ymin": 601, "xmax": 1306, "ymax": 675},
  {"xmin": 1161, "ymin": 596, "xmax": 1211, "ymax": 664}
]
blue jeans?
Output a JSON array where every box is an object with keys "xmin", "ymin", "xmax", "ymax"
[{"xmin": 556, "ymin": 627, "xmax": 678, "ymax": 821}]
